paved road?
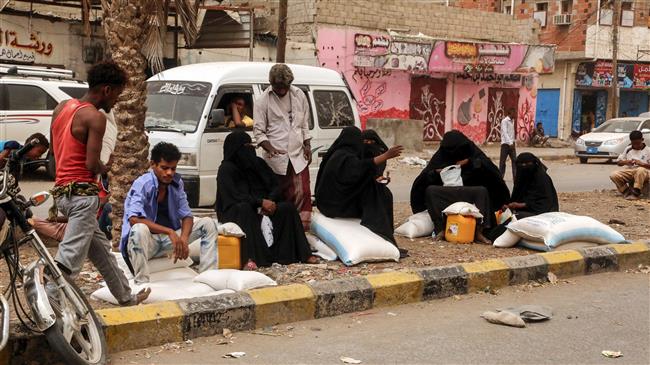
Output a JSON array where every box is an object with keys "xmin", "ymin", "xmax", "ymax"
[
  {"xmin": 109, "ymin": 272, "xmax": 650, "ymax": 364},
  {"xmin": 17, "ymin": 160, "xmax": 619, "ymax": 219},
  {"xmin": 381, "ymin": 159, "xmax": 617, "ymax": 202}
]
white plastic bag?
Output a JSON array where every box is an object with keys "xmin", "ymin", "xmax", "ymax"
[
  {"xmin": 218, "ymin": 222, "xmax": 246, "ymax": 237},
  {"xmin": 440, "ymin": 165, "xmax": 463, "ymax": 187},
  {"xmin": 506, "ymin": 212, "xmax": 626, "ymax": 248},
  {"xmin": 394, "ymin": 211, "xmax": 434, "ymax": 238},
  {"xmin": 306, "ymin": 233, "xmax": 338, "ymax": 261},
  {"xmin": 442, "ymin": 202, "xmax": 483, "ymax": 218},
  {"xmin": 91, "ymin": 279, "xmax": 234, "ymax": 305},
  {"xmin": 261, "ymin": 216, "xmax": 274, "ymax": 247},
  {"xmin": 193, "ymin": 269, "xmax": 277, "ymax": 291},
  {"xmin": 311, "ymin": 212, "xmax": 399, "ymax": 266}
]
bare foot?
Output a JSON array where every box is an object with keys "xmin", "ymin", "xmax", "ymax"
[
  {"xmin": 244, "ymin": 260, "xmax": 258, "ymax": 271},
  {"xmin": 134, "ymin": 287, "xmax": 151, "ymax": 305},
  {"xmin": 475, "ymin": 231, "xmax": 492, "ymax": 245},
  {"xmin": 305, "ymin": 255, "xmax": 319, "ymax": 264}
]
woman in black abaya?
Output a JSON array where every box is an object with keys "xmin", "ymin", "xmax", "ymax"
[
  {"xmin": 506, "ymin": 152, "xmax": 559, "ymax": 218},
  {"xmin": 315, "ymin": 127, "xmax": 405, "ymax": 255},
  {"xmin": 216, "ymin": 131, "xmax": 317, "ymax": 270},
  {"xmin": 410, "ymin": 130, "xmax": 510, "ymax": 243}
]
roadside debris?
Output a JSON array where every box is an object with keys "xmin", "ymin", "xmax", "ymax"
[
  {"xmin": 547, "ymin": 272, "xmax": 558, "ymax": 285},
  {"xmin": 607, "ymin": 219, "xmax": 626, "ymax": 225},
  {"xmin": 481, "ymin": 311, "xmax": 526, "ymax": 328},
  {"xmin": 223, "ymin": 352, "xmax": 246, "ymax": 359},
  {"xmin": 399, "ymin": 156, "xmax": 427, "ymax": 167},
  {"xmin": 340, "ymin": 356, "xmax": 363, "ymax": 364},
  {"xmin": 601, "ymin": 350, "xmax": 623, "ymax": 358},
  {"xmin": 482, "ymin": 305, "xmax": 553, "ymax": 328}
]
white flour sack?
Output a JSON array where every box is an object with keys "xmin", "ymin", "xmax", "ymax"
[
  {"xmin": 311, "ymin": 212, "xmax": 399, "ymax": 266},
  {"xmin": 506, "ymin": 212, "xmax": 626, "ymax": 248},
  {"xmin": 395, "ymin": 211, "xmax": 434, "ymax": 238}
]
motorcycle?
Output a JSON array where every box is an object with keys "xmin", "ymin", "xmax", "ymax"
[{"xmin": 0, "ymin": 139, "xmax": 106, "ymax": 364}]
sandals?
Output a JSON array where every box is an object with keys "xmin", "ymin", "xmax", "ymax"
[{"xmin": 244, "ymin": 260, "xmax": 258, "ymax": 271}]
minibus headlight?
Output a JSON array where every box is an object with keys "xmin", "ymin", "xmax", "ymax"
[{"xmin": 178, "ymin": 152, "xmax": 197, "ymax": 167}]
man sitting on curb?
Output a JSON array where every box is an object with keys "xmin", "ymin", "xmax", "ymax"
[
  {"xmin": 121, "ymin": 142, "xmax": 219, "ymax": 284},
  {"xmin": 609, "ymin": 130, "xmax": 650, "ymax": 200}
]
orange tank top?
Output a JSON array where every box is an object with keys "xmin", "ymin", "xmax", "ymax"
[{"xmin": 52, "ymin": 99, "xmax": 97, "ymax": 186}]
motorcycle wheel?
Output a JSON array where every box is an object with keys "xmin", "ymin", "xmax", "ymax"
[{"xmin": 42, "ymin": 273, "xmax": 107, "ymax": 365}]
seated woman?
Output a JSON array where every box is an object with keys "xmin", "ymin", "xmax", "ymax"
[
  {"xmin": 505, "ymin": 152, "xmax": 559, "ymax": 219},
  {"xmin": 410, "ymin": 130, "xmax": 510, "ymax": 244},
  {"xmin": 216, "ymin": 130, "xmax": 317, "ymax": 270},
  {"xmin": 315, "ymin": 127, "xmax": 405, "ymax": 255},
  {"xmin": 226, "ymin": 95, "xmax": 254, "ymax": 129}
]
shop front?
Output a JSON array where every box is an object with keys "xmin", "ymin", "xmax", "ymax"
[
  {"xmin": 316, "ymin": 27, "xmax": 555, "ymax": 143},
  {"xmin": 573, "ymin": 60, "xmax": 650, "ymax": 136}
]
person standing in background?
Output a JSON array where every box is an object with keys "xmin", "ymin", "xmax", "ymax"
[
  {"xmin": 254, "ymin": 64, "xmax": 313, "ymax": 231},
  {"xmin": 499, "ymin": 108, "xmax": 517, "ymax": 180}
]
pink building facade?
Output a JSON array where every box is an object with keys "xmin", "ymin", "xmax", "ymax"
[{"xmin": 316, "ymin": 27, "xmax": 555, "ymax": 144}]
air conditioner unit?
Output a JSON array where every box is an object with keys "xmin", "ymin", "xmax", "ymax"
[{"xmin": 553, "ymin": 14, "xmax": 572, "ymax": 25}]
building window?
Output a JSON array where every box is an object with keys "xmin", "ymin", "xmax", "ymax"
[
  {"xmin": 560, "ymin": 0, "xmax": 572, "ymax": 14},
  {"xmin": 534, "ymin": 2, "xmax": 548, "ymax": 27}
]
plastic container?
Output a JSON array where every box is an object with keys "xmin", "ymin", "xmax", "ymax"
[
  {"xmin": 445, "ymin": 215, "xmax": 476, "ymax": 244},
  {"xmin": 218, "ymin": 235, "xmax": 241, "ymax": 269}
]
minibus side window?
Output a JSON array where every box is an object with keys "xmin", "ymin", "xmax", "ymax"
[
  {"xmin": 313, "ymin": 90, "xmax": 354, "ymax": 129},
  {"xmin": 207, "ymin": 87, "xmax": 255, "ymax": 131}
]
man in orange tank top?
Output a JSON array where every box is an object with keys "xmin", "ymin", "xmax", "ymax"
[{"xmin": 50, "ymin": 61, "xmax": 149, "ymax": 305}]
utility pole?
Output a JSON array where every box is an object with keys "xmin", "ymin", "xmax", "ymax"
[
  {"xmin": 276, "ymin": 0, "xmax": 287, "ymax": 63},
  {"xmin": 611, "ymin": 0, "xmax": 620, "ymax": 117}
]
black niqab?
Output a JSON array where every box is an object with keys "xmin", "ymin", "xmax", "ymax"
[
  {"xmin": 511, "ymin": 152, "xmax": 559, "ymax": 215},
  {"xmin": 361, "ymin": 129, "xmax": 389, "ymax": 176}
]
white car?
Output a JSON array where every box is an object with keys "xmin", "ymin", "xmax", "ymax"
[
  {"xmin": 574, "ymin": 117, "xmax": 650, "ymax": 164},
  {"xmin": 0, "ymin": 64, "xmax": 88, "ymax": 178}
]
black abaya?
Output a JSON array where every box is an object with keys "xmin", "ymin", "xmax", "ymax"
[
  {"xmin": 216, "ymin": 131, "xmax": 312, "ymax": 267},
  {"xmin": 410, "ymin": 130, "xmax": 510, "ymax": 227},
  {"xmin": 510, "ymin": 152, "xmax": 559, "ymax": 217},
  {"xmin": 315, "ymin": 127, "xmax": 396, "ymax": 244}
]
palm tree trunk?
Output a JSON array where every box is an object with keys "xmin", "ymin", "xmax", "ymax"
[{"xmin": 102, "ymin": 1, "xmax": 150, "ymax": 250}]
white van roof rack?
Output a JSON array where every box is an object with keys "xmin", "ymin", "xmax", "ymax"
[{"xmin": 0, "ymin": 63, "xmax": 76, "ymax": 80}]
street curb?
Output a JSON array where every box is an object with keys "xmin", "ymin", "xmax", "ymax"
[{"xmin": 3, "ymin": 242, "xmax": 649, "ymax": 363}]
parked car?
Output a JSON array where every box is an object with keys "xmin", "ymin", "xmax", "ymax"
[
  {"xmin": 574, "ymin": 117, "xmax": 650, "ymax": 164},
  {"xmin": 145, "ymin": 62, "xmax": 361, "ymax": 208},
  {"xmin": 0, "ymin": 64, "xmax": 88, "ymax": 178}
]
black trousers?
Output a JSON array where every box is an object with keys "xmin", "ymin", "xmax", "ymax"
[{"xmin": 499, "ymin": 143, "xmax": 517, "ymax": 179}]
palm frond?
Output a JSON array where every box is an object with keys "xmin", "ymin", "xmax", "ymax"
[
  {"xmin": 174, "ymin": 0, "xmax": 199, "ymax": 47},
  {"xmin": 141, "ymin": 0, "xmax": 168, "ymax": 73}
]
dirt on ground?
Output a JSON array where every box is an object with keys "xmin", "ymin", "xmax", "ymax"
[{"xmin": 0, "ymin": 191, "xmax": 647, "ymax": 312}]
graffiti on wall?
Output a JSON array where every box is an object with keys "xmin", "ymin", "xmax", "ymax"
[
  {"xmin": 353, "ymin": 32, "xmax": 434, "ymax": 71},
  {"xmin": 0, "ymin": 28, "xmax": 54, "ymax": 63},
  {"xmin": 410, "ymin": 77, "xmax": 447, "ymax": 141}
]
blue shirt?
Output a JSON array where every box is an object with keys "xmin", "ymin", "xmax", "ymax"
[{"xmin": 119, "ymin": 170, "xmax": 193, "ymax": 253}]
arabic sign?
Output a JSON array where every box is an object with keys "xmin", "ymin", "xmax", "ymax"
[
  {"xmin": 0, "ymin": 27, "xmax": 54, "ymax": 63},
  {"xmin": 575, "ymin": 61, "xmax": 647, "ymax": 89},
  {"xmin": 147, "ymin": 81, "xmax": 212, "ymax": 96},
  {"xmin": 634, "ymin": 64, "xmax": 650, "ymax": 89}
]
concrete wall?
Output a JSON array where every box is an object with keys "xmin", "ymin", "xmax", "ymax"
[
  {"xmin": 366, "ymin": 118, "xmax": 424, "ymax": 151},
  {"xmin": 309, "ymin": 0, "xmax": 539, "ymax": 44},
  {"xmin": 585, "ymin": 25, "xmax": 650, "ymax": 62}
]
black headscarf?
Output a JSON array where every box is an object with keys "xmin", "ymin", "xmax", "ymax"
[
  {"xmin": 410, "ymin": 130, "xmax": 510, "ymax": 214},
  {"xmin": 216, "ymin": 131, "xmax": 280, "ymax": 216},
  {"xmin": 315, "ymin": 126, "xmax": 364, "ymax": 192},
  {"xmin": 361, "ymin": 129, "xmax": 388, "ymax": 176},
  {"xmin": 511, "ymin": 152, "xmax": 559, "ymax": 214}
]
